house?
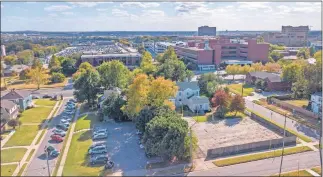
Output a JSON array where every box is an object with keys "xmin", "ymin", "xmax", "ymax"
[
  {"xmin": 172, "ymin": 81, "xmax": 210, "ymax": 112},
  {"xmin": 0, "ymin": 100, "xmax": 19, "ymax": 132},
  {"xmin": 245, "ymin": 71, "xmax": 291, "ymax": 91},
  {"xmin": 311, "ymin": 92, "xmax": 322, "ymax": 115},
  {"xmin": 1, "ymin": 89, "xmax": 33, "ymax": 111},
  {"xmin": 3, "ymin": 64, "xmax": 30, "ymax": 77}
]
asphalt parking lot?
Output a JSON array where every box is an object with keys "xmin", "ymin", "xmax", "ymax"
[{"xmin": 93, "ymin": 121, "xmax": 148, "ymax": 174}]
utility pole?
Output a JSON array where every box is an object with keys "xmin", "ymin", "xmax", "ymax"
[{"xmin": 279, "ymin": 113, "xmax": 288, "ymax": 177}]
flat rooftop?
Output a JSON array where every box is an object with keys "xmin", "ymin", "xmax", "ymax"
[
  {"xmin": 187, "ymin": 118, "xmax": 281, "ymax": 155},
  {"xmin": 81, "ymin": 53, "xmax": 141, "ymax": 59}
]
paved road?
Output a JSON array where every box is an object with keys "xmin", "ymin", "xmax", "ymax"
[
  {"xmin": 24, "ymin": 99, "xmax": 69, "ymax": 176},
  {"xmin": 187, "ymin": 151, "xmax": 320, "ymax": 176},
  {"xmin": 1, "ymin": 79, "xmax": 74, "ymax": 98},
  {"xmin": 245, "ymin": 100, "xmax": 320, "ymax": 141}
]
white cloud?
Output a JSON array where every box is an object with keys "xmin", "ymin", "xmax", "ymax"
[
  {"xmin": 120, "ymin": 2, "xmax": 160, "ymax": 8},
  {"xmin": 68, "ymin": 2, "xmax": 98, "ymax": 7},
  {"xmin": 44, "ymin": 5, "xmax": 72, "ymax": 12},
  {"xmin": 238, "ymin": 2, "xmax": 271, "ymax": 10},
  {"xmin": 1, "ymin": 5, "xmax": 3, "ymax": 8},
  {"xmin": 175, "ymin": 2, "xmax": 205, "ymax": 13},
  {"xmin": 111, "ymin": 9, "xmax": 131, "ymax": 17},
  {"xmin": 26, "ymin": 2, "xmax": 36, "ymax": 4},
  {"xmin": 96, "ymin": 8, "xmax": 110, "ymax": 12},
  {"xmin": 142, "ymin": 10, "xmax": 165, "ymax": 17},
  {"xmin": 61, "ymin": 12, "xmax": 74, "ymax": 15}
]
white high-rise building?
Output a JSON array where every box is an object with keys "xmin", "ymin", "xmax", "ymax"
[{"xmin": 1, "ymin": 45, "xmax": 6, "ymax": 56}]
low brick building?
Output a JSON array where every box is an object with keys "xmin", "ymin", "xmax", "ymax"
[{"xmin": 246, "ymin": 71, "xmax": 291, "ymax": 91}]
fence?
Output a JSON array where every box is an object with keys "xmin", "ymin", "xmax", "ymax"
[
  {"xmin": 206, "ymin": 111, "xmax": 297, "ymax": 159},
  {"xmin": 268, "ymin": 97, "xmax": 319, "ymax": 119}
]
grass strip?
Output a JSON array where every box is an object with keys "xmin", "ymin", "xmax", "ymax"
[
  {"xmin": 35, "ymin": 130, "xmax": 46, "ymax": 145},
  {"xmin": 271, "ymin": 169, "xmax": 312, "ymax": 176},
  {"xmin": 1, "ymin": 148, "xmax": 28, "ymax": 163},
  {"xmin": 1, "ymin": 164, "xmax": 18, "ymax": 176},
  {"xmin": 26, "ymin": 149, "xmax": 35, "ymax": 162},
  {"xmin": 17, "ymin": 163, "xmax": 27, "ymax": 177},
  {"xmin": 311, "ymin": 166, "xmax": 321, "ymax": 175},
  {"xmin": 246, "ymin": 108, "xmax": 312, "ymax": 143},
  {"xmin": 213, "ymin": 146, "xmax": 312, "ymax": 167}
]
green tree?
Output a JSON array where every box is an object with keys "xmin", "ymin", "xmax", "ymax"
[
  {"xmin": 50, "ymin": 72, "xmax": 66, "ymax": 83},
  {"xmin": 78, "ymin": 62, "xmax": 93, "ymax": 71},
  {"xmin": 103, "ymin": 92, "xmax": 126, "ymax": 121},
  {"xmin": 269, "ymin": 51, "xmax": 284, "ymax": 62},
  {"xmin": 3, "ymin": 55, "xmax": 17, "ymax": 65},
  {"xmin": 281, "ymin": 62, "xmax": 304, "ymax": 83},
  {"xmin": 61, "ymin": 58, "xmax": 76, "ymax": 76},
  {"xmin": 157, "ymin": 59, "xmax": 191, "ymax": 82},
  {"xmin": 31, "ymin": 58, "xmax": 42, "ymax": 69},
  {"xmin": 97, "ymin": 60, "xmax": 131, "ymax": 89},
  {"xmin": 297, "ymin": 48, "xmax": 310, "ymax": 59},
  {"xmin": 309, "ymin": 46, "xmax": 316, "ymax": 57},
  {"xmin": 17, "ymin": 50, "xmax": 34, "ymax": 65},
  {"xmin": 140, "ymin": 51, "xmax": 157, "ymax": 75},
  {"xmin": 49, "ymin": 55, "xmax": 61, "ymax": 69},
  {"xmin": 198, "ymin": 73, "xmax": 223, "ymax": 97},
  {"xmin": 7, "ymin": 119, "xmax": 22, "ymax": 129},
  {"xmin": 230, "ymin": 95, "xmax": 245, "ymax": 116},
  {"xmin": 73, "ymin": 68, "xmax": 100, "ymax": 107}
]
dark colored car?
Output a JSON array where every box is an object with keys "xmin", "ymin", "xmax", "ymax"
[
  {"xmin": 56, "ymin": 124, "xmax": 68, "ymax": 131},
  {"xmin": 43, "ymin": 95, "xmax": 52, "ymax": 98},
  {"xmin": 32, "ymin": 95, "xmax": 40, "ymax": 99},
  {"xmin": 45, "ymin": 145, "xmax": 60, "ymax": 157},
  {"xmin": 90, "ymin": 155, "xmax": 109, "ymax": 165},
  {"xmin": 104, "ymin": 161, "xmax": 114, "ymax": 169}
]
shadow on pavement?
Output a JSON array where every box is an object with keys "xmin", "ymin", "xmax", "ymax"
[
  {"xmin": 295, "ymin": 122, "xmax": 320, "ymax": 140},
  {"xmin": 224, "ymin": 118, "xmax": 242, "ymax": 127},
  {"xmin": 77, "ymin": 130, "xmax": 92, "ymax": 142}
]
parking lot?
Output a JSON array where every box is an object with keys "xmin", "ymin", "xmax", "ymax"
[
  {"xmin": 186, "ymin": 117, "xmax": 282, "ymax": 157},
  {"xmin": 93, "ymin": 121, "xmax": 148, "ymax": 174}
]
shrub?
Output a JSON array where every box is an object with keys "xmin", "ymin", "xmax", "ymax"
[
  {"xmin": 50, "ymin": 72, "xmax": 65, "ymax": 83},
  {"xmin": 7, "ymin": 119, "xmax": 22, "ymax": 129},
  {"xmin": 50, "ymin": 66, "xmax": 62, "ymax": 74}
]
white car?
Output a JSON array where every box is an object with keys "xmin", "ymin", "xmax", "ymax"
[
  {"xmin": 88, "ymin": 146, "xmax": 107, "ymax": 155},
  {"xmin": 93, "ymin": 129, "xmax": 108, "ymax": 135},
  {"xmin": 93, "ymin": 133, "xmax": 108, "ymax": 140},
  {"xmin": 60, "ymin": 119, "xmax": 70, "ymax": 124},
  {"xmin": 140, "ymin": 144, "xmax": 144, "ymax": 149}
]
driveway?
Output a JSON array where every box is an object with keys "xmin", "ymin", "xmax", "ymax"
[
  {"xmin": 94, "ymin": 121, "xmax": 148, "ymax": 175},
  {"xmin": 24, "ymin": 99, "xmax": 70, "ymax": 176}
]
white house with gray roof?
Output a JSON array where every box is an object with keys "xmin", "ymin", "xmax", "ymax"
[{"xmin": 171, "ymin": 81, "xmax": 210, "ymax": 112}]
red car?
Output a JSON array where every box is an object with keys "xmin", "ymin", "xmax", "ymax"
[{"xmin": 51, "ymin": 135, "xmax": 63, "ymax": 142}]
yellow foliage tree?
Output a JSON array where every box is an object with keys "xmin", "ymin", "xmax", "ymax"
[
  {"xmin": 122, "ymin": 74, "xmax": 150, "ymax": 118},
  {"xmin": 251, "ymin": 62, "xmax": 264, "ymax": 71},
  {"xmin": 140, "ymin": 51, "xmax": 157, "ymax": 75},
  {"xmin": 148, "ymin": 76, "xmax": 178, "ymax": 107},
  {"xmin": 264, "ymin": 63, "xmax": 281, "ymax": 73},
  {"xmin": 27, "ymin": 67, "xmax": 48, "ymax": 89}
]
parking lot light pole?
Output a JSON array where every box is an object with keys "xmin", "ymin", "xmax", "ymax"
[{"xmin": 44, "ymin": 146, "xmax": 51, "ymax": 177}]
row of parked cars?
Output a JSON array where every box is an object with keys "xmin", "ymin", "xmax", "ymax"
[
  {"xmin": 45, "ymin": 99, "xmax": 77, "ymax": 158},
  {"xmin": 87, "ymin": 128, "xmax": 114, "ymax": 169}
]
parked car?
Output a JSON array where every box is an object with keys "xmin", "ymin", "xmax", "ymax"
[
  {"xmin": 32, "ymin": 95, "xmax": 40, "ymax": 99},
  {"xmin": 60, "ymin": 119, "xmax": 70, "ymax": 124},
  {"xmin": 89, "ymin": 142, "xmax": 107, "ymax": 149},
  {"xmin": 92, "ymin": 133, "xmax": 108, "ymax": 140},
  {"xmin": 56, "ymin": 124, "xmax": 68, "ymax": 131},
  {"xmin": 61, "ymin": 118, "xmax": 72, "ymax": 122},
  {"xmin": 52, "ymin": 129, "xmax": 66, "ymax": 137},
  {"xmin": 90, "ymin": 154, "xmax": 109, "ymax": 165},
  {"xmin": 88, "ymin": 146, "xmax": 108, "ymax": 155},
  {"xmin": 64, "ymin": 111, "xmax": 74, "ymax": 115},
  {"xmin": 255, "ymin": 89, "xmax": 262, "ymax": 93},
  {"xmin": 61, "ymin": 122, "xmax": 70, "ymax": 127},
  {"xmin": 43, "ymin": 95, "xmax": 52, "ymax": 98},
  {"xmin": 46, "ymin": 145, "xmax": 60, "ymax": 157},
  {"xmin": 69, "ymin": 99, "xmax": 77, "ymax": 103},
  {"xmin": 51, "ymin": 135, "xmax": 63, "ymax": 142},
  {"xmin": 93, "ymin": 129, "xmax": 108, "ymax": 135}
]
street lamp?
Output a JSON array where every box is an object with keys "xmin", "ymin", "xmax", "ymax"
[{"xmin": 44, "ymin": 146, "xmax": 51, "ymax": 177}]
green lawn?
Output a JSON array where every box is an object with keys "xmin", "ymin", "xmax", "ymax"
[
  {"xmin": 246, "ymin": 108, "xmax": 312, "ymax": 143},
  {"xmin": 285, "ymin": 100, "xmax": 309, "ymax": 108},
  {"xmin": 19, "ymin": 107, "xmax": 53, "ymax": 123},
  {"xmin": 213, "ymin": 146, "xmax": 312, "ymax": 167},
  {"xmin": 34, "ymin": 99, "xmax": 57, "ymax": 107},
  {"xmin": 3, "ymin": 125, "xmax": 39, "ymax": 147},
  {"xmin": 75, "ymin": 114, "xmax": 98, "ymax": 132},
  {"xmin": 271, "ymin": 170, "xmax": 313, "ymax": 176},
  {"xmin": 312, "ymin": 167, "xmax": 321, "ymax": 175},
  {"xmin": 228, "ymin": 84, "xmax": 254, "ymax": 97},
  {"xmin": 194, "ymin": 116, "xmax": 209, "ymax": 122},
  {"xmin": 225, "ymin": 111, "xmax": 246, "ymax": 119},
  {"xmin": 1, "ymin": 148, "xmax": 28, "ymax": 163},
  {"xmin": 1, "ymin": 164, "xmax": 18, "ymax": 176},
  {"xmin": 62, "ymin": 130, "xmax": 104, "ymax": 176}
]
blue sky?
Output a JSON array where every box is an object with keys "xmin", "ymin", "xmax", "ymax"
[{"xmin": 1, "ymin": 2, "xmax": 321, "ymax": 31}]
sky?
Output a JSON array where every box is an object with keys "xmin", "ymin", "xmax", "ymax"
[{"xmin": 1, "ymin": 2, "xmax": 321, "ymax": 31}]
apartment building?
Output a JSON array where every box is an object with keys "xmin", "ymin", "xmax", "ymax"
[
  {"xmin": 311, "ymin": 92, "xmax": 322, "ymax": 116},
  {"xmin": 263, "ymin": 26, "xmax": 309, "ymax": 47},
  {"xmin": 81, "ymin": 53, "xmax": 141, "ymax": 69},
  {"xmin": 174, "ymin": 37, "xmax": 269, "ymax": 71},
  {"xmin": 198, "ymin": 26, "xmax": 217, "ymax": 36}
]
